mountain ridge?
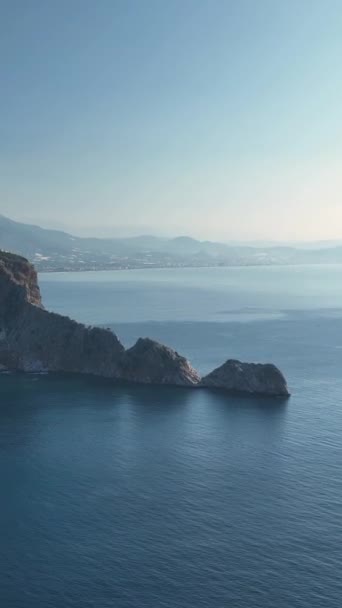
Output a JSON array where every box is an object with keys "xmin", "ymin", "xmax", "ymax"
[{"xmin": 2, "ymin": 214, "xmax": 342, "ymax": 271}]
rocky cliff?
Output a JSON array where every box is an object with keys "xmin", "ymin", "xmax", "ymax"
[{"xmin": 0, "ymin": 251, "xmax": 289, "ymax": 396}]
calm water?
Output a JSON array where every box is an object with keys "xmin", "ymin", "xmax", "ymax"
[{"xmin": 1, "ymin": 265, "xmax": 342, "ymax": 607}]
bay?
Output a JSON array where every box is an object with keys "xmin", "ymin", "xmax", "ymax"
[{"xmin": 1, "ymin": 265, "xmax": 342, "ymax": 607}]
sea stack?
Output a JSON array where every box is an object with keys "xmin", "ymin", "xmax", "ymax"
[
  {"xmin": 0, "ymin": 251, "xmax": 290, "ymax": 397},
  {"xmin": 201, "ymin": 359, "xmax": 289, "ymax": 397}
]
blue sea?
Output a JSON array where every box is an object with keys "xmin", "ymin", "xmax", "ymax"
[{"xmin": 1, "ymin": 265, "xmax": 342, "ymax": 607}]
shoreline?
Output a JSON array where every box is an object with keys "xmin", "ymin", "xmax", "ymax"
[{"xmin": 36, "ymin": 261, "xmax": 342, "ymax": 274}]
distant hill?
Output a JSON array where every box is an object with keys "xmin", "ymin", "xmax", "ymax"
[
  {"xmin": 2, "ymin": 214, "xmax": 342, "ymax": 271},
  {"xmin": 0, "ymin": 215, "xmax": 75, "ymax": 256}
]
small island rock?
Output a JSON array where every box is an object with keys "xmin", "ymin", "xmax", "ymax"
[{"xmin": 201, "ymin": 359, "xmax": 290, "ymax": 396}]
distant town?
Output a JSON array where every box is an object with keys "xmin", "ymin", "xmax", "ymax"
[{"xmin": 2, "ymin": 214, "xmax": 342, "ymax": 272}]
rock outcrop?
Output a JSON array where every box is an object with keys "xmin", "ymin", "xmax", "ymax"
[
  {"xmin": 118, "ymin": 337, "xmax": 200, "ymax": 386},
  {"xmin": 202, "ymin": 359, "xmax": 289, "ymax": 396},
  {"xmin": 0, "ymin": 250, "xmax": 42, "ymax": 313},
  {"xmin": 0, "ymin": 251, "xmax": 290, "ymax": 396}
]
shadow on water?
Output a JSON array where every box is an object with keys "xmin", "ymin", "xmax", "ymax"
[
  {"xmin": 0, "ymin": 372, "xmax": 290, "ymax": 459},
  {"xmin": 0, "ymin": 371, "xmax": 289, "ymax": 412}
]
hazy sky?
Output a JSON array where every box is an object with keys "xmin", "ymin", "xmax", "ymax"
[{"xmin": 1, "ymin": 0, "xmax": 342, "ymax": 239}]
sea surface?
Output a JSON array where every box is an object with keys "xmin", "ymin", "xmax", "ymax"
[{"xmin": 1, "ymin": 265, "xmax": 342, "ymax": 607}]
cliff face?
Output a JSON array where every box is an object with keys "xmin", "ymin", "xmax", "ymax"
[
  {"xmin": 0, "ymin": 252, "xmax": 199, "ymax": 384},
  {"xmin": 0, "ymin": 252, "xmax": 124, "ymax": 375},
  {"xmin": 0, "ymin": 251, "xmax": 42, "ymax": 306},
  {"xmin": 0, "ymin": 251, "xmax": 289, "ymax": 396},
  {"xmin": 0, "ymin": 252, "xmax": 42, "ymax": 320}
]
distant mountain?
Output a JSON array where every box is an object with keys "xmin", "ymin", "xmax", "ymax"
[
  {"xmin": 2, "ymin": 214, "xmax": 342, "ymax": 271},
  {"xmin": 0, "ymin": 215, "xmax": 75, "ymax": 256}
]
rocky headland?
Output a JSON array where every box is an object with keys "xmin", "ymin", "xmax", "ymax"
[{"xmin": 0, "ymin": 251, "xmax": 289, "ymax": 397}]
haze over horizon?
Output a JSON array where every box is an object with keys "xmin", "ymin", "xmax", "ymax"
[{"xmin": 2, "ymin": 1, "xmax": 342, "ymax": 241}]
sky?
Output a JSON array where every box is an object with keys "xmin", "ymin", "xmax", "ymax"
[{"xmin": 1, "ymin": 0, "xmax": 342, "ymax": 240}]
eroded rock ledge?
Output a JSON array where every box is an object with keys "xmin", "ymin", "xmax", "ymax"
[{"xmin": 0, "ymin": 251, "xmax": 290, "ymax": 397}]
